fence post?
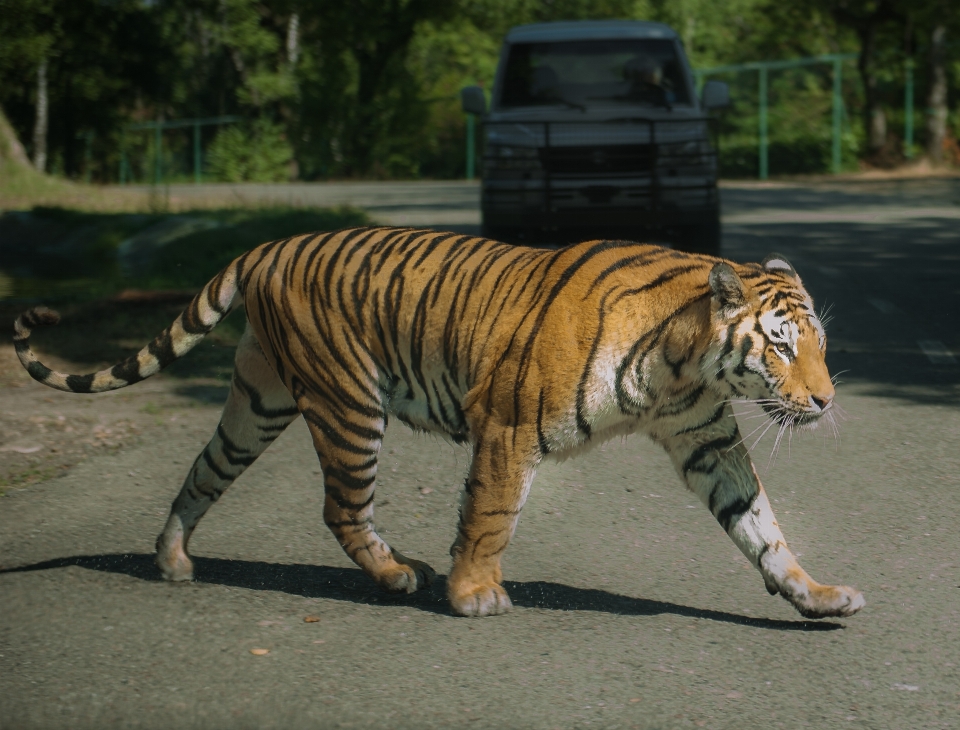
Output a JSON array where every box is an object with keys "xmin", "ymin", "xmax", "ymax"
[
  {"xmin": 832, "ymin": 56, "xmax": 843, "ymax": 174},
  {"xmin": 466, "ymin": 114, "xmax": 476, "ymax": 179},
  {"xmin": 82, "ymin": 132, "xmax": 93, "ymax": 183},
  {"xmin": 758, "ymin": 65, "xmax": 768, "ymax": 180},
  {"xmin": 153, "ymin": 120, "xmax": 162, "ymax": 185},
  {"xmin": 119, "ymin": 131, "xmax": 127, "ymax": 184},
  {"xmin": 193, "ymin": 121, "xmax": 202, "ymax": 183},
  {"xmin": 904, "ymin": 58, "xmax": 914, "ymax": 158}
]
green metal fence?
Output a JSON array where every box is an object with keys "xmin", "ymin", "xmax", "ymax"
[
  {"xmin": 120, "ymin": 115, "xmax": 241, "ymax": 185},
  {"xmin": 464, "ymin": 52, "xmax": 931, "ymax": 181},
  {"xmin": 694, "ymin": 53, "xmax": 857, "ymax": 179}
]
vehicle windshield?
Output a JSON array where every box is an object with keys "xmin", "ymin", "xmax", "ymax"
[{"xmin": 499, "ymin": 38, "xmax": 690, "ymax": 110}]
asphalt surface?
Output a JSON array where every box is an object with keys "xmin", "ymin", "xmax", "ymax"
[{"xmin": 2, "ymin": 177, "xmax": 960, "ymax": 729}]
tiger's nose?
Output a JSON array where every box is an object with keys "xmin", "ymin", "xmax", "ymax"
[{"xmin": 809, "ymin": 394, "xmax": 833, "ymax": 412}]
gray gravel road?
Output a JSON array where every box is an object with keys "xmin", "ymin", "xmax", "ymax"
[{"xmin": 2, "ymin": 177, "xmax": 960, "ymax": 730}]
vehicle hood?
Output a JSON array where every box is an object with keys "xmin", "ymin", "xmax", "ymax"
[{"xmin": 485, "ymin": 105, "xmax": 704, "ymax": 124}]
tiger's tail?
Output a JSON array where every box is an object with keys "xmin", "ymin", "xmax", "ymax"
[{"xmin": 13, "ymin": 263, "xmax": 242, "ymax": 394}]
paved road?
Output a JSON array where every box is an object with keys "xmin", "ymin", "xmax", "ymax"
[{"xmin": 2, "ymin": 178, "xmax": 960, "ymax": 729}]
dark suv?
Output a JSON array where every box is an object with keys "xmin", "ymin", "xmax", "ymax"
[{"xmin": 462, "ymin": 20, "xmax": 729, "ymax": 255}]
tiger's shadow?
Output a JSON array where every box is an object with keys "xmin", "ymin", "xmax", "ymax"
[{"xmin": 1, "ymin": 553, "xmax": 842, "ymax": 632}]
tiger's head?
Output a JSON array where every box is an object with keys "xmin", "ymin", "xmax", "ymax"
[{"xmin": 707, "ymin": 253, "xmax": 835, "ymax": 429}]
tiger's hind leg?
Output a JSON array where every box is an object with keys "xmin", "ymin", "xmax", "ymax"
[
  {"xmin": 155, "ymin": 325, "xmax": 300, "ymax": 581},
  {"xmin": 299, "ymin": 396, "xmax": 435, "ymax": 594}
]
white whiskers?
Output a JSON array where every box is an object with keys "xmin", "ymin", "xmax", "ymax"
[{"xmin": 725, "ymin": 396, "xmax": 841, "ymax": 472}]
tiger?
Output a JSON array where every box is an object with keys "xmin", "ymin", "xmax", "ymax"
[{"xmin": 13, "ymin": 226, "xmax": 864, "ymax": 619}]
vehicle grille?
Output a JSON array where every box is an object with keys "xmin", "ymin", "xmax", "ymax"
[{"xmin": 539, "ymin": 144, "xmax": 654, "ymax": 175}]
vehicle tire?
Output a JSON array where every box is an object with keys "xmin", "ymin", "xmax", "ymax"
[{"xmin": 673, "ymin": 213, "xmax": 721, "ymax": 258}]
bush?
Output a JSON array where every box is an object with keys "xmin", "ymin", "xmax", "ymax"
[
  {"xmin": 719, "ymin": 135, "xmax": 841, "ymax": 178},
  {"xmin": 206, "ymin": 120, "xmax": 293, "ymax": 182}
]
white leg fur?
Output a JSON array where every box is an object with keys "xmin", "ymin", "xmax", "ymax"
[
  {"xmin": 729, "ymin": 487, "xmax": 865, "ymax": 618},
  {"xmin": 660, "ymin": 409, "xmax": 864, "ymax": 620}
]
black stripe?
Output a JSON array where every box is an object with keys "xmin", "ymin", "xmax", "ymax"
[
  {"xmin": 301, "ymin": 409, "xmax": 376, "ymax": 455},
  {"xmin": 324, "ymin": 487, "xmax": 375, "ymax": 512},
  {"xmin": 716, "ymin": 492, "xmax": 758, "ymax": 532},
  {"xmin": 671, "ymin": 404, "xmax": 725, "ymax": 436},
  {"xmin": 608, "ymin": 266, "xmax": 707, "ymax": 308},
  {"xmin": 110, "ymin": 357, "xmax": 145, "ymax": 385},
  {"xmin": 216, "ymin": 424, "xmax": 254, "ymax": 456},
  {"xmin": 657, "ymin": 384, "xmax": 705, "ymax": 417},
  {"xmin": 536, "ymin": 389, "xmax": 551, "ymax": 455},
  {"xmin": 180, "ymin": 300, "xmax": 211, "ymax": 335},
  {"xmin": 202, "ymin": 449, "xmax": 235, "ymax": 481},
  {"xmin": 324, "ymin": 466, "xmax": 376, "ymax": 491},
  {"xmin": 733, "ymin": 334, "xmax": 755, "ymax": 376},
  {"xmin": 27, "ymin": 361, "xmax": 53, "ymax": 384},
  {"xmin": 233, "ymin": 372, "xmax": 299, "ymax": 419},
  {"xmin": 65, "ymin": 373, "xmax": 95, "ymax": 393},
  {"xmin": 682, "ymin": 430, "xmax": 739, "ymax": 475},
  {"xmin": 147, "ymin": 332, "xmax": 178, "ymax": 369}
]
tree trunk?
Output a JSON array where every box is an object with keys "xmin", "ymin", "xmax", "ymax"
[
  {"xmin": 286, "ymin": 13, "xmax": 300, "ymax": 67},
  {"xmin": 32, "ymin": 58, "xmax": 48, "ymax": 173},
  {"xmin": 0, "ymin": 105, "xmax": 33, "ymax": 168},
  {"xmin": 925, "ymin": 24, "xmax": 947, "ymax": 164},
  {"xmin": 857, "ymin": 23, "xmax": 887, "ymax": 154}
]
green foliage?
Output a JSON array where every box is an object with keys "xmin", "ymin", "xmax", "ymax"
[
  {"xmin": 0, "ymin": 0, "xmax": 957, "ymax": 181},
  {"xmin": 0, "ymin": 0, "xmax": 172, "ymax": 180},
  {"xmin": 147, "ymin": 207, "xmax": 369, "ymax": 288},
  {"xmin": 206, "ymin": 120, "xmax": 294, "ymax": 182}
]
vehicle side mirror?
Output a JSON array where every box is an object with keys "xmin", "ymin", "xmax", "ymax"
[
  {"xmin": 461, "ymin": 86, "xmax": 487, "ymax": 115},
  {"xmin": 701, "ymin": 80, "xmax": 730, "ymax": 110}
]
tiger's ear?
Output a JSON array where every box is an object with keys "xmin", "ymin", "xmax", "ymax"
[
  {"xmin": 709, "ymin": 262, "xmax": 746, "ymax": 309},
  {"xmin": 762, "ymin": 253, "xmax": 797, "ymax": 278}
]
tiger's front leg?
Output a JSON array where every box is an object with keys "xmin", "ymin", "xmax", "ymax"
[
  {"xmin": 448, "ymin": 430, "xmax": 539, "ymax": 617},
  {"xmin": 660, "ymin": 407, "xmax": 865, "ymax": 619}
]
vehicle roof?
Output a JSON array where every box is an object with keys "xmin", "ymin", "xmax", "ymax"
[{"xmin": 505, "ymin": 20, "xmax": 678, "ymax": 44}]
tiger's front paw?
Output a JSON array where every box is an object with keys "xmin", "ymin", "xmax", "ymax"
[
  {"xmin": 448, "ymin": 580, "xmax": 513, "ymax": 617},
  {"xmin": 375, "ymin": 551, "xmax": 436, "ymax": 594},
  {"xmin": 787, "ymin": 583, "xmax": 865, "ymax": 619}
]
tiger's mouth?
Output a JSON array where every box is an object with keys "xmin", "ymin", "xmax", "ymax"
[{"xmin": 760, "ymin": 401, "xmax": 825, "ymax": 428}]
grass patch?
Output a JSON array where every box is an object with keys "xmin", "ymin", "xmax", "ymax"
[
  {"xmin": 0, "ymin": 465, "xmax": 64, "ymax": 495},
  {"xmin": 1, "ymin": 204, "xmax": 370, "ymax": 302}
]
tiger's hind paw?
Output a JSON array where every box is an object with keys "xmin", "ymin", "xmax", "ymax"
[
  {"xmin": 155, "ymin": 523, "xmax": 194, "ymax": 582},
  {"xmin": 155, "ymin": 542, "xmax": 194, "ymax": 582},
  {"xmin": 448, "ymin": 581, "xmax": 513, "ymax": 617},
  {"xmin": 376, "ymin": 551, "xmax": 436, "ymax": 594}
]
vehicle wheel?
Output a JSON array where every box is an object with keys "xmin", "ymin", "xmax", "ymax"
[{"xmin": 673, "ymin": 214, "xmax": 721, "ymax": 257}]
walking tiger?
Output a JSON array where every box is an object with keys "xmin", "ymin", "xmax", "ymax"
[{"xmin": 14, "ymin": 226, "xmax": 864, "ymax": 619}]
